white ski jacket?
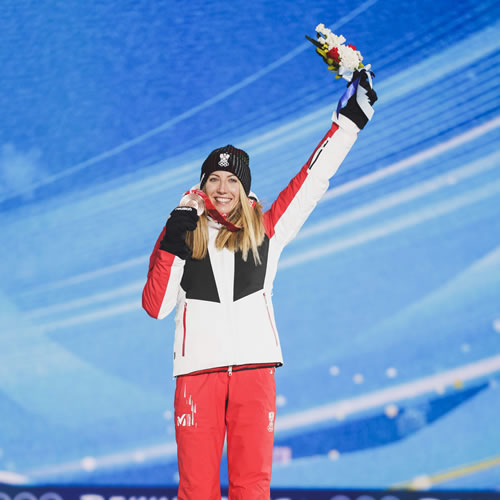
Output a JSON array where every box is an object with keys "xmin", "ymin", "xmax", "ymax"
[{"xmin": 142, "ymin": 113, "xmax": 359, "ymax": 376}]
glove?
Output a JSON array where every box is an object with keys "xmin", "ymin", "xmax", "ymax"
[
  {"xmin": 160, "ymin": 206, "xmax": 199, "ymax": 259},
  {"xmin": 338, "ymin": 68, "xmax": 378, "ymax": 130}
]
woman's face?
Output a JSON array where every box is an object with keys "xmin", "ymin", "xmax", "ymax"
[{"xmin": 204, "ymin": 170, "xmax": 241, "ymax": 215}]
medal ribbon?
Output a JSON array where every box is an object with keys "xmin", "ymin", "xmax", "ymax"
[{"xmin": 185, "ymin": 189, "xmax": 242, "ymax": 232}]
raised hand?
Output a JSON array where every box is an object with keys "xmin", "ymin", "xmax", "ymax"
[
  {"xmin": 338, "ymin": 68, "xmax": 378, "ymax": 130},
  {"xmin": 160, "ymin": 206, "xmax": 199, "ymax": 260}
]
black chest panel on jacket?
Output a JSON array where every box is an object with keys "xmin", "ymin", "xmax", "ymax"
[
  {"xmin": 181, "ymin": 236, "xmax": 269, "ymax": 303},
  {"xmin": 233, "ymin": 235, "xmax": 269, "ymax": 301},
  {"xmin": 181, "ymin": 253, "xmax": 220, "ymax": 303}
]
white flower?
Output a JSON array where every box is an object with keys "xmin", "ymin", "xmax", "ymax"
[
  {"xmin": 338, "ymin": 44, "xmax": 361, "ymax": 71},
  {"xmin": 315, "ymin": 24, "xmax": 346, "ymax": 48},
  {"xmin": 312, "ymin": 23, "xmax": 366, "ymax": 80},
  {"xmin": 328, "ymin": 33, "xmax": 346, "ymax": 48}
]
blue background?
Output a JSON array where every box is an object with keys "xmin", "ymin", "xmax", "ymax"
[{"xmin": 1, "ymin": 0, "xmax": 500, "ymax": 490}]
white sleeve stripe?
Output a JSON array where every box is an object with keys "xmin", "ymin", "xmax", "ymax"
[
  {"xmin": 157, "ymin": 257, "xmax": 185, "ymax": 319},
  {"xmin": 357, "ymin": 88, "xmax": 374, "ymax": 121}
]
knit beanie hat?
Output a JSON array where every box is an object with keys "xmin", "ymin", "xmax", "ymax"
[{"xmin": 200, "ymin": 145, "xmax": 251, "ymax": 195}]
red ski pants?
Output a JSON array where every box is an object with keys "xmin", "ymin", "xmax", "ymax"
[{"xmin": 174, "ymin": 365, "xmax": 276, "ymax": 499}]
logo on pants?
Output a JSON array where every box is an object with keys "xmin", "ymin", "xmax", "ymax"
[
  {"xmin": 176, "ymin": 384, "xmax": 197, "ymax": 428},
  {"xmin": 177, "ymin": 414, "xmax": 194, "ymax": 427}
]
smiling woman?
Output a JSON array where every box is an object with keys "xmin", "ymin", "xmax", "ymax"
[
  {"xmin": 204, "ymin": 171, "xmax": 241, "ymax": 214},
  {"xmin": 186, "ymin": 180, "xmax": 266, "ymax": 264},
  {"xmin": 141, "ymin": 69, "xmax": 377, "ymax": 498}
]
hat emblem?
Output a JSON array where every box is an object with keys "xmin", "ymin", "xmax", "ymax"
[{"xmin": 218, "ymin": 153, "xmax": 230, "ymax": 167}]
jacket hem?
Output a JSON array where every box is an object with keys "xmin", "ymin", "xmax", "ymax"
[{"xmin": 175, "ymin": 362, "xmax": 283, "ymax": 378}]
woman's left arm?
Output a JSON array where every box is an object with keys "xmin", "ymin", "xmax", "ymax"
[{"xmin": 263, "ymin": 69, "xmax": 376, "ymax": 247}]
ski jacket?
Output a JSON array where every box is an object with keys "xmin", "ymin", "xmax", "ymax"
[{"xmin": 142, "ymin": 113, "xmax": 359, "ymax": 376}]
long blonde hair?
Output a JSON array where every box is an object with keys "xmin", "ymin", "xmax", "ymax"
[{"xmin": 185, "ymin": 183, "xmax": 266, "ymax": 264}]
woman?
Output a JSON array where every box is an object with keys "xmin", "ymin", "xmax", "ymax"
[{"xmin": 142, "ymin": 69, "xmax": 377, "ymax": 499}]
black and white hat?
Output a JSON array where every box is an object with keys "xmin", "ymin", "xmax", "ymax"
[{"xmin": 199, "ymin": 145, "xmax": 251, "ymax": 195}]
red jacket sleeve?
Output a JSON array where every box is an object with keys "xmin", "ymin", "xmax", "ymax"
[{"xmin": 142, "ymin": 228, "xmax": 186, "ymax": 319}]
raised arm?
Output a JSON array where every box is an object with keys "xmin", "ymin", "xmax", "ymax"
[{"xmin": 263, "ymin": 69, "xmax": 376, "ymax": 247}]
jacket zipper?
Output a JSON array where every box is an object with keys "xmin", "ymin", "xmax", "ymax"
[
  {"xmin": 182, "ymin": 303, "xmax": 187, "ymax": 356},
  {"xmin": 228, "ymin": 366, "xmax": 232, "ymax": 376},
  {"xmin": 263, "ymin": 292, "xmax": 279, "ymax": 346}
]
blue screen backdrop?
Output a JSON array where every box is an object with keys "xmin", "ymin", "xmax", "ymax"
[{"xmin": 1, "ymin": 0, "xmax": 499, "ymax": 490}]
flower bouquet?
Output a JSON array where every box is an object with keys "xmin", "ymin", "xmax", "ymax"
[{"xmin": 305, "ymin": 23, "xmax": 369, "ymax": 82}]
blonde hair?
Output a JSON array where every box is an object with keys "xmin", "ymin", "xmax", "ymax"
[{"xmin": 185, "ymin": 183, "xmax": 266, "ymax": 264}]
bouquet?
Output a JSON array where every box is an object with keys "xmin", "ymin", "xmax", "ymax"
[{"xmin": 305, "ymin": 23, "xmax": 369, "ymax": 82}]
